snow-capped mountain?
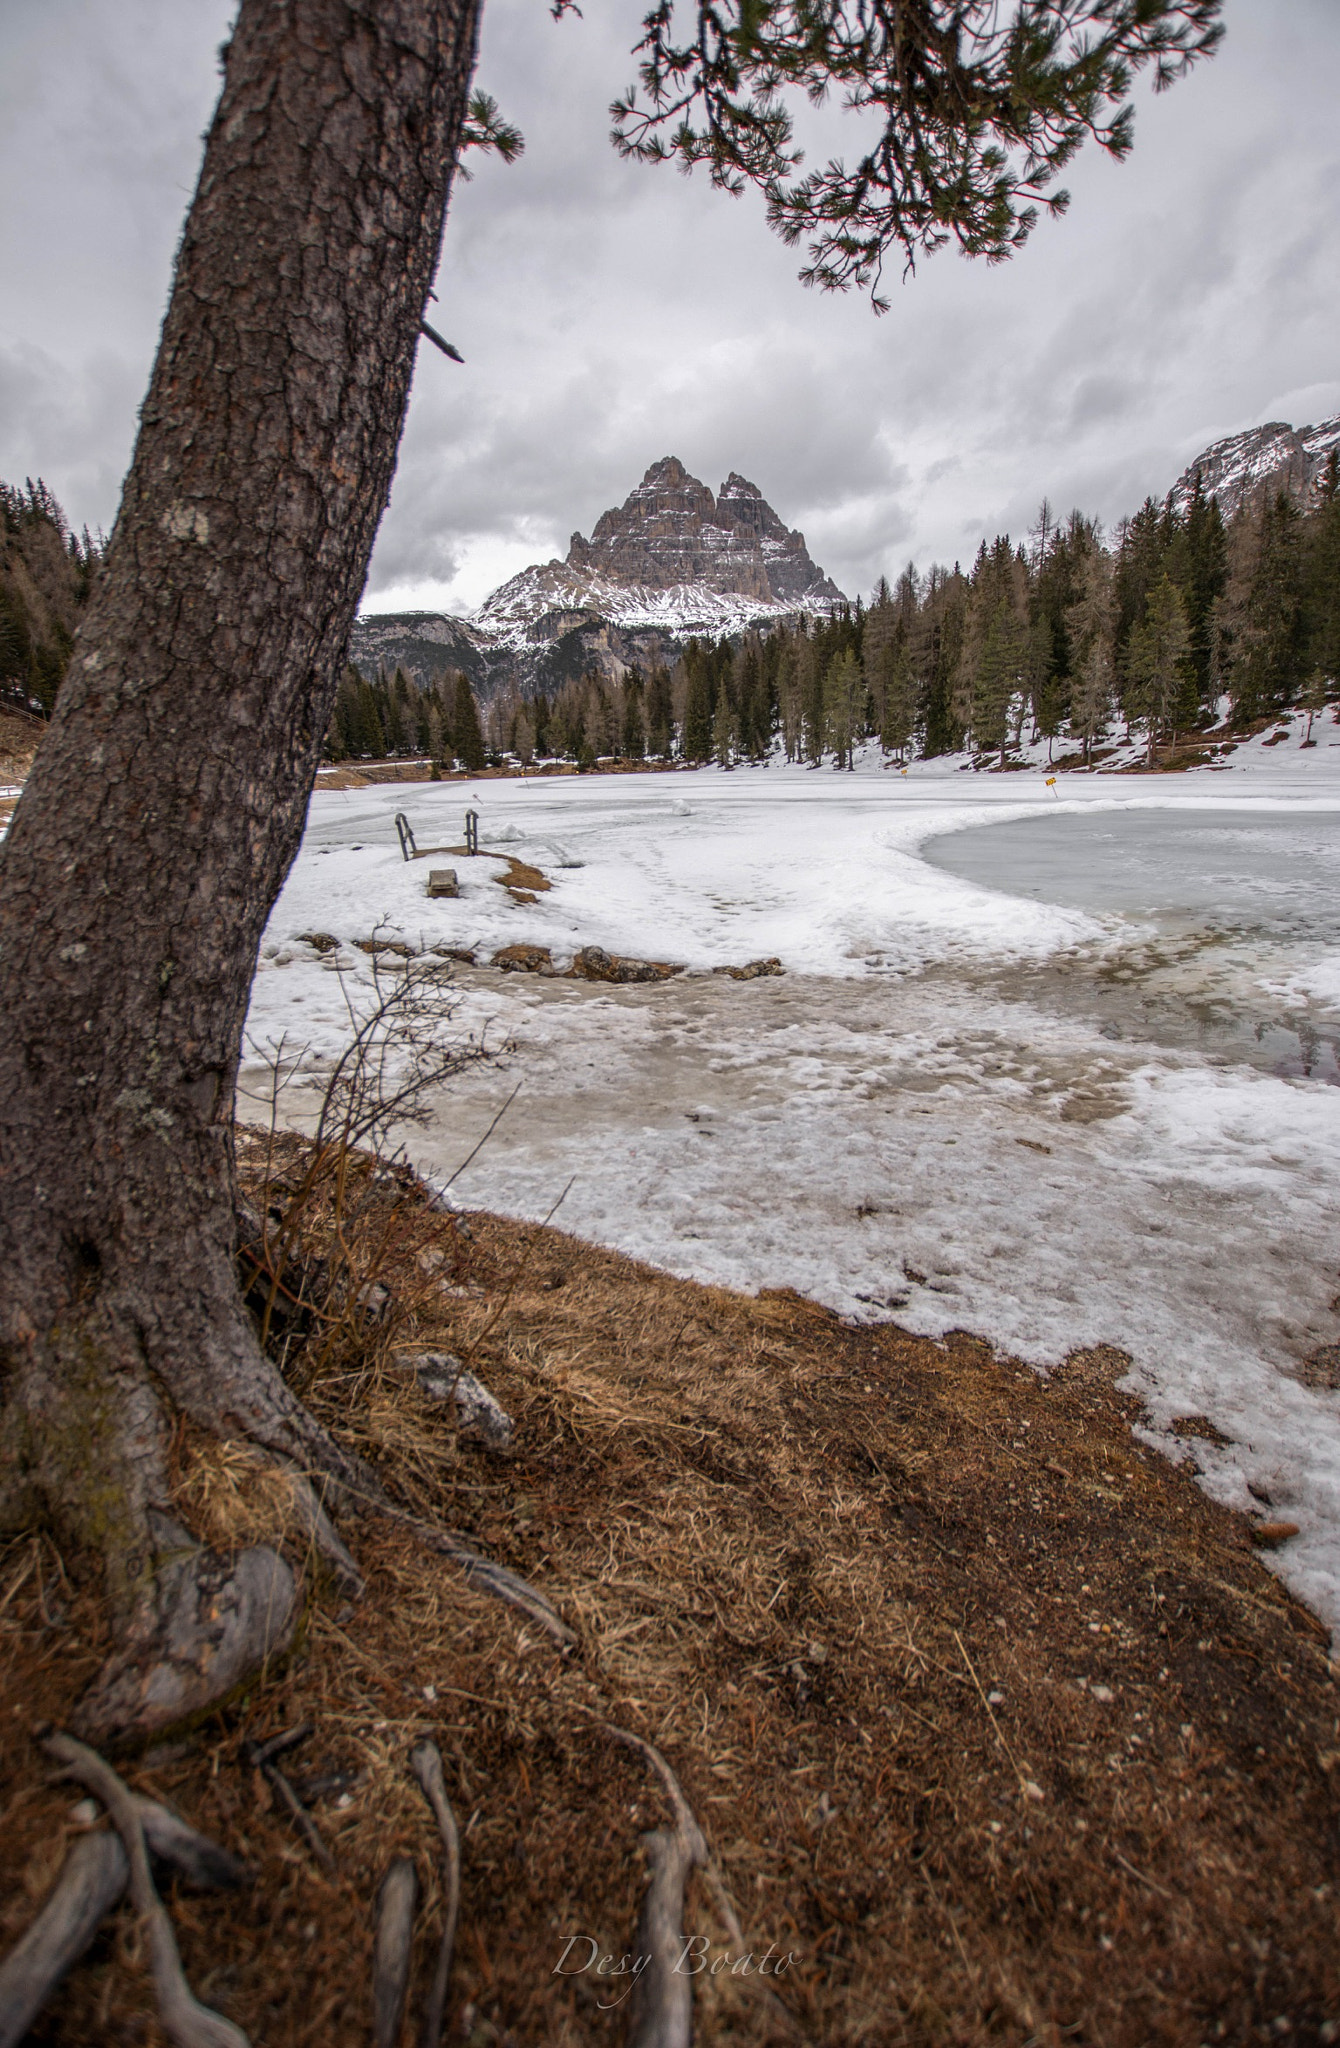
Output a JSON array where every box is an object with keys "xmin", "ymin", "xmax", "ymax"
[
  {"xmin": 350, "ymin": 459, "xmax": 846, "ymax": 696},
  {"xmin": 473, "ymin": 456, "xmax": 845, "ymax": 649},
  {"xmin": 1170, "ymin": 414, "xmax": 1340, "ymax": 517}
]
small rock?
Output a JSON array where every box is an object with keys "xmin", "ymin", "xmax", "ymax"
[
  {"xmin": 398, "ymin": 1352, "xmax": 514, "ymax": 1448},
  {"xmin": 713, "ymin": 957, "xmax": 784, "ymax": 980},
  {"xmin": 452, "ymin": 1370, "xmax": 514, "ymax": 1448},
  {"xmin": 491, "ymin": 943, "xmax": 554, "ymax": 974},
  {"xmin": 1089, "ymin": 1684, "xmax": 1114, "ymax": 1703},
  {"xmin": 69, "ymin": 1798, "xmax": 101, "ymax": 1826},
  {"xmin": 1251, "ymin": 1520, "xmax": 1301, "ymax": 1546},
  {"xmin": 355, "ymin": 1281, "xmax": 391, "ymax": 1322}
]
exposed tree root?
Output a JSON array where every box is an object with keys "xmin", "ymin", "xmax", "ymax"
[
  {"xmin": 0, "ymin": 1786, "xmax": 252, "ymax": 2048},
  {"xmin": 133, "ymin": 1798, "xmax": 253, "ymax": 1892},
  {"xmin": 604, "ymin": 1727, "xmax": 707, "ymax": 2048},
  {"xmin": 0, "ymin": 1833, "xmax": 127, "ymax": 2048},
  {"xmin": 42, "ymin": 1732, "xmax": 249, "ymax": 2048},
  {"xmin": 371, "ymin": 1856, "xmax": 419, "ymax": 2048},
  {"xmin": 241, "ymin": 1725, "xmax": 333, "ymax": 1873},
  {"xmin": 277, "ymin": 1463, "xmax": 366, "ymax": 1598},
  {"xmin": 409, "ymin": 1740, "xmax": 461, "ymax": 2048},
  {"xmin": 72, "ymin": 1517, "xmax": 299, "ymax": 1747},
  {"xmin": 372, "ymin": 1499, "xmax": 576, "ymax": 1651}
]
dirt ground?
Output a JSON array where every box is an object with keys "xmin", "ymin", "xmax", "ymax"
[{"xmin": 2, "ymin": 1135, "xmax": 1338, "ymax": 2047}]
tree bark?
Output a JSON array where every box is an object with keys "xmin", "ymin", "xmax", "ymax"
[{"xmin": 0, "ymin": 0, "xmax": 481, "ymax": 1726}]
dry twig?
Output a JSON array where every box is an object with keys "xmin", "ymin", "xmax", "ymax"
[{"xmin": 241, "ymin": 1727, "xmax": 334, "ymax": 1874}]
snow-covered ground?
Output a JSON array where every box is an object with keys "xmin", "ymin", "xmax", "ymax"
[{"xmin": 245, "ymin": 711, "xmax": 1340, "ymax": 1633}]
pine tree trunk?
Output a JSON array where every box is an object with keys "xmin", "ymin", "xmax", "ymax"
[{"xmin": 0, "ymin": 0, "xmax": 480, "ymax": 1731}]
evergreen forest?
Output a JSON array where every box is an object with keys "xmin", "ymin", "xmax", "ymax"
[
  {"xmin": 0, "ymin": 481, "xmax": 102, "ymax": 717},
  {"xmin": 338, "ymin": 462, "xmax": 1340, "ymax": 774},
  {"xmin": 7, "ymin": 459, "xmax": 1338, "ymax": 774}
]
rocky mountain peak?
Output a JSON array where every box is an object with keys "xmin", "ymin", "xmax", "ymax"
[
  {"xmin": 1171, "ymin": 413, "xmax": 1340, "ymax": 517},
  {"xmin": 563, "ymin": 458, "xmax": 842, "ymax": 607}
]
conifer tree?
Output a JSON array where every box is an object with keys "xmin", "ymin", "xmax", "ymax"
[
  {"xmin": 918, "ymin": 566, "xmax": 968, "ymax": 757},
  {"xmin": 1168, "ymin": 473, "xmax": 1228, "ymax": 717},
  {"xmin": 1230, "ymin": 493, "xmax": 1307, "ymax": 725},
  {"xmin": 800, "ymin": 630, "xmax": 826, "ymax": 765},
  {"xmin": 861, "ymin": 576, "xmax": 897, "ymax": 744},
  {"xmin": 1113, "ymin": 499, "xmax": 1168, "ymax": 721},
  {"xmin": 621, "ymin": 672, "xmax": 646, "ymax": 758},
  {"xmin": 1127, "ymin": 573, "xmax": 1192, "ymax": 763},
  {"xmin": 531, "ymin": 689, "xmax": 552, "ymax": 758},
  {"xmin": 824, "ymin": 648, "xmax": 862, "ymax": 769},
  {"xmin": 355, "ymin": 675, "xmax": 386, "ymax": 758},
  {"xmin": 1064, "ymin": 546, "xmax": 1116, "ymax": 762},
  {"xmin": 0, "ymin": 0, "xmax": 1227, "ymax": 1740},
  {"xmin": 1300, "ymin": 666, "xmax": 1328, "ymax": 745},
  {"xmin": 452, "ymin": 670, "xmax": 486, "ymax": 771},
  {"xmin": 1305, "ymin": 452, "xmax": 1340, "ymax": 692},
  {"xmin": 681, "ymin": 643, "xmax": 714, "ymax": 761},
  {"xmin": 644, "ymin": 664, "xmax": 673, "ymax": 759},
  {"xmin": 776, "ymin": 636, "xmax": 802, "ymax": 761},
  {"xmin": 712, "ymin": 688, "xmax": 736, "ymax": 766},
  {"xmin": 879, "ymin": 642, "xmax": 917, "ymax": 760}
]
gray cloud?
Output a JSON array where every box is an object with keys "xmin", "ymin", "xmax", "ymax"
[{"xmin": 2, "ymin": 0, "xmax": 1338, "ymax": 613}]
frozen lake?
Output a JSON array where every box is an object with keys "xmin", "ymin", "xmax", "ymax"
[
  {"xmin": 924, "ymin": 807, "xmax": 1340, "ymax": 1084},
  {"xmin": 924, "ymin": 805, "xmax": 1340, "ymax": 944},
  {"xmin": 246, "ymin": 727, "xmax": 1340, "ymax": 1632}
]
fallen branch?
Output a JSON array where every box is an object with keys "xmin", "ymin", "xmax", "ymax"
[
  {"xmin": 603, "ymin": 1727, "xmax": 706, "ymax": 2048},
  {"xmin": 0, "ymin": 1832, "xmax": 128, "ymax": 2048},
  {"xmin": 44, "ymin": 1732, "xmax": 249, "ymax": 2048},
  {"xmin": 409, "ymin": 1741, "xmax": 461, "ymax": 2048},
  {"xmin": 372, "ymin": 1856, "xmax": 420, "ymax": 2048}
]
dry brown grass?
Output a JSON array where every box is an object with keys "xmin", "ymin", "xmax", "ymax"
[{"xmin": 2, "ymin": 1133, "xmax": 1338, "ymax": 2046}]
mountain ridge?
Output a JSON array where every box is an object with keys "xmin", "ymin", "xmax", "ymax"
[
  {"xmin": 351, "ymin": 457, "xmax": 845, "ymax": 696},
  {"xmin": 351, "ymin": 410, "xmax": 1340, "ymax": 699},
  {"xmin": 1169, "ymin": 412, "xmax": 1340, "ymax": 517}
]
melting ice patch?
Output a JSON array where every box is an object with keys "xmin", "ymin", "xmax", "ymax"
[{"xmin": 247, "ymin": 746, "xmax": 1340, "ymax": 1635}]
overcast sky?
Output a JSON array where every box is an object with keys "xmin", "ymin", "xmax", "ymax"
[{"xmin": 2, "ymin": 0, "xmax": 1337, "ymax": 614}]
